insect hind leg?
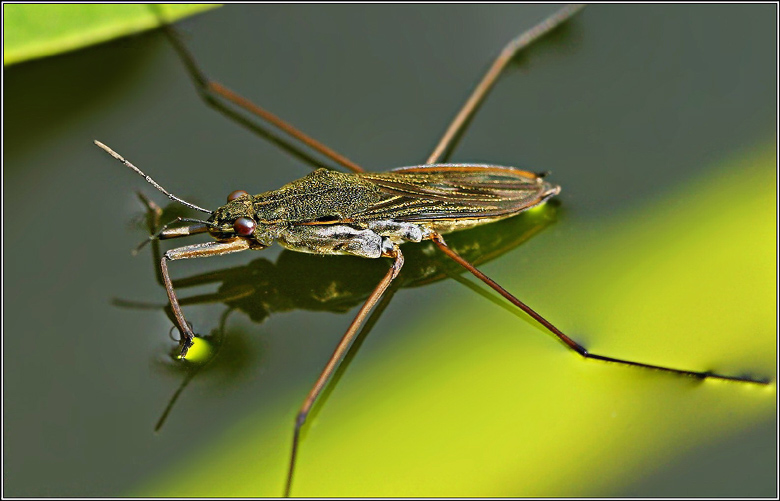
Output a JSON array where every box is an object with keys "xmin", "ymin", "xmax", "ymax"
[
  {"xmin": 426, "ymin": 4, "xmax": 586, "ymax": 164},
  {"xmin": 151, "ymin": 8, "xmax": 365, "ymax": 174},
  {"xmin": 430, "ymin": 232, "xmax": 769, "ymax": 385}
]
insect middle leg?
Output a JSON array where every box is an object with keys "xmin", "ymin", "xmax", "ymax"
[{"xmin": 285, "ymin": 244, "xmax": 405, "ymax": 497}]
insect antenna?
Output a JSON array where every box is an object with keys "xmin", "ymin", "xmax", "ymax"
[{"xmin": 94, "ymin": 140, "xmax": 213, "ymax": 215}]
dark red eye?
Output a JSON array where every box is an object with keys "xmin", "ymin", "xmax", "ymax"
[
  {"xmin": 227, "ymin": 190, "xmax": 250, "ymax": 202},
  {"xmin": 233, "ymin": 217, "xmax": 256, "ymax": 236}
]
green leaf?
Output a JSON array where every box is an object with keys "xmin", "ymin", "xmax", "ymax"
[{"xmin": 3, "ymin": 4, "xmax": 219, "ymax": 66}]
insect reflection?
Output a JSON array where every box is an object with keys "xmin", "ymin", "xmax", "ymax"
[{"xmin": 116, "ymin": 196, "xmax": 559, "ymax": 431}]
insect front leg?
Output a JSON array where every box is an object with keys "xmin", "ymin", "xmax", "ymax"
[
  {"xmin": 160, "ymin": 239, "xmax": 251, "ymax": 358},
  {"xmin": 429, "ymin": 232, "xmax": 769, "ymax": 385},
  {"xmin": 135, "ymin": 191, "xmax": 212, "ymax": 285}
]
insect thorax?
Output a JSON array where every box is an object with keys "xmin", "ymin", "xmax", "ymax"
[{"xmin": 252, "ymin": 169, "xmax": 386, "ymax": 224}]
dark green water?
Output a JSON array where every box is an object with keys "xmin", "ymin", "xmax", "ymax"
[{"xmin": 3, "ymin": 5, "xmax": 776, "ymax": 496}]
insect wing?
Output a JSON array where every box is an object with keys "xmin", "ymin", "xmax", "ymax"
[{"xmin": 355, "ymin": 164, "xmax": 560, "ymax": 222}]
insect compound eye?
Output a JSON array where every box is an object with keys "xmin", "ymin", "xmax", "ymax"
[
  {"xmin": 227, "ymin": 190, "xmax": 250, "ymax": 202},
  {"xmin": 233, "ymin": 217, "xmax": 257, "ymax": 236}
]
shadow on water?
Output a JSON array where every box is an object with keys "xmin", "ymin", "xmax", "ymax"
[{"xmin": 113, "ymin": 198, "xmax": 560, "ymax": 431}]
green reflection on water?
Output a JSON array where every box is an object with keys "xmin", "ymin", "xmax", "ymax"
[{"xmin": 137, "ymin": 144, "xmax": 775, "ymax": 497}]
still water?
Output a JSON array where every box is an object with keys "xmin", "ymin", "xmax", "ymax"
[{"xmin": 3, "ymin": 4, "xmax": 776, "ymax": 496}]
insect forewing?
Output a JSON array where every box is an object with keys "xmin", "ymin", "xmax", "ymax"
[{"xmin": 355, "ymin": 164, "xmax": 560, "ymax": 222}]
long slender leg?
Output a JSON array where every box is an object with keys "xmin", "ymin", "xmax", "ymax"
[
  {"xmin": 308, "ymin": 281, "xmax": 402, "ymax": 427},
  {"xmin": 161, "ymin": 239, "xmax": 251, "ymax": 358},
  {"xmin": 155, "ymin": 16, "xmax": 365, "ymax": 173},
  {"xmin": 285, "ymin": 246, "xmax": 405, "ymax": 497},
  {"xmin": 426, "ymin": 4, "xmax": 586, "ymax": 164},
  {"xmin": 430, "ymin": 232, "xmax": 769, "ymax": 385}
]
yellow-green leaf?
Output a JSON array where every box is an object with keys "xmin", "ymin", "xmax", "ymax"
[{"xmin": 3, "ymin": 4, "xmax": 219, "ymax": 66}]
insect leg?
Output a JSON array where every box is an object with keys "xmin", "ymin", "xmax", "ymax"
[
  {"xmin": 161, "ymin": 239, "xmax": 251, "ymax": 358},
  {"xmin": 285, "ymin": 245, "xmax": 405, "ymax": 497},
  {"xmin": 135, "ymin": 219, "xmax": 210, "ymax": 255},
  {"xmin": 430, "ymin": 232, "xmax": 769, "ymax": 385},
  {"xmin": 308, "ymin": 279, "xmax": 403, "ymax": 430},
  {"xmin": 135, "ymin": 191, "xmax": 211, "ymax": 288},
  {"xmin": 137, "ymin": 191, "xmax": 163, "ymax": 232},
  {"xmin": 426, "ymin": 4, "xmax": 585, "ymax": 164},
  {"xmin": 153, "ymin": 14, "xmax": 365, "ymax": 173}
]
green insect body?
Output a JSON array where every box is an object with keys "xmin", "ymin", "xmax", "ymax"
[{"xmin": 209, "ymin": 164, "xmax": 560, "ymax": 258}]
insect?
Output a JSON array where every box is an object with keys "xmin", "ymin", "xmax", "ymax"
[
  {"xmin": 116, "ymin": 193, "xmax": 558, "ymax": 432},
  {"xmin": 95, "ymin": 4, "xmax": 769, "ymax": 496}
]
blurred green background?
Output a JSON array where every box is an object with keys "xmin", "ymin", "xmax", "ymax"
[
  {"xmin": 3, "ymin": 4, "xmax": 776, "ymax": 497},
  {"xmin": 3, "ymin": 4, "xmax": 217, "ymax": 66}
]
